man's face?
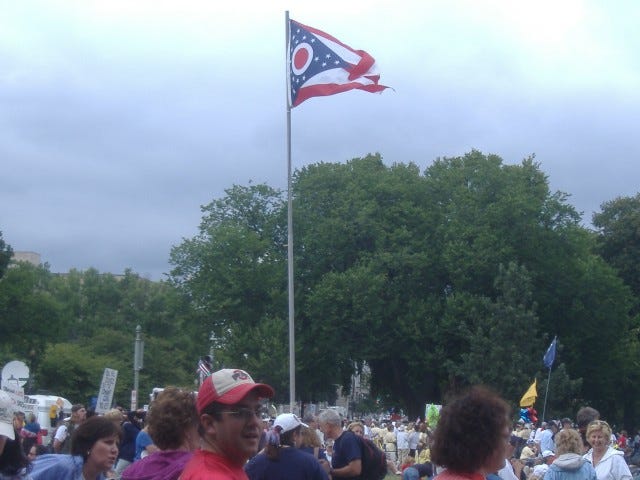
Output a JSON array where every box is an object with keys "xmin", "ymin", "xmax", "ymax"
[
  {"xmin": 73, "ymin": 407, "xmax": 87, "ymax": 423},
  {"xmin": 202, "ymin": 391, "xmax": 263, "ymax": 465},
  {"xmin": 319, "ymin": 421, "xmax": 339, "ymax": 441}
]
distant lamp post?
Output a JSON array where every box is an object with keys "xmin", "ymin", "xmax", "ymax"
[{"xmin": 132, "ymin": 325, "xmax": 144, "ymax": 410}]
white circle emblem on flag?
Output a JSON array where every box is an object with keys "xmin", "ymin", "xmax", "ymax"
[{"xmin": 292, "ymin": 43, "xmax": 313, "ymax": 76}]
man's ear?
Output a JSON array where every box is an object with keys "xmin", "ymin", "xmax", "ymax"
[{"xmin": 200, "ymin": 413, "xmax": 218, "ymax": 437}]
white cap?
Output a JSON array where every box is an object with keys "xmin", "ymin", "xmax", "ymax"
[
  {"xmin": 542, "ymin": 450, "xmax": 555, "ymax": 458},
  {"xmin": 0, "ymin": 391, "xmax": 16, "ymax": 440},
  {"xmin": 274, "ymin": 413, "xmax": 308, "ymax": 434}
]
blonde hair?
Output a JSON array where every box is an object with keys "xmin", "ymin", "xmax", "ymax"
[
  {"xmin": 555, "ymin": 428, "xmax": 583, "ymax": 455},
  {"xmin": 348, "ymin": 421, "xmax": 364, "ymax": 434},
  {"xmin": 300, "ymin": 426, "xmax": 322, "ymax": 448},
  {"xmin": 586, "ymin": 420, "xmax": 612, "ymax": 445},
  {"xmin": 103, "ymin": 409, "xmax": 123, "ymax": 422}
]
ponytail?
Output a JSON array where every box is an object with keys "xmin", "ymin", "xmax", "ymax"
[{"xmin": 265, "ymin": 425, "xmax": 301, "ymax": 461}]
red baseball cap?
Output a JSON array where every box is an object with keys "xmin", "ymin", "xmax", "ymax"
[{"xmin": 197, "ymin": 368, "xmax": 274, "ymax": 414}]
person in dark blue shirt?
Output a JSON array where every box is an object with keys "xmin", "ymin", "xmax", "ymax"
[
  {"xmin": 245, "ymin": 413, "xmax": 329, "ymax": 480},
  {"xmin": 319, "ymin": 409, "xmax": 362, "ymax": 480}
]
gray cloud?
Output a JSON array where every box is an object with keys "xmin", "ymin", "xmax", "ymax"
[{"xmin": 1, "ymin": 1, "xmax": 638, "ymax": 279}]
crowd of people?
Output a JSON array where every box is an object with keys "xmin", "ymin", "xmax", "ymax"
[{"xmin": 1, "ymin": 372, "xmax": 639, "ymax": 480}]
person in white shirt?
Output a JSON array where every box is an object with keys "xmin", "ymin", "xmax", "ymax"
[
  {"xmin": 498, "ymin": 435, "xmax": 522, "ymax": 480},
  {"xmin": 583, "ymin": 420, "xmax": 631, "ymax": 480},
  {"xmin": 534, "ymin": 423, "xmax": 547, "ymax": 447},
  {"xmin": 397, "ymin": 425, "xmax": 410, "ymax": 466}
]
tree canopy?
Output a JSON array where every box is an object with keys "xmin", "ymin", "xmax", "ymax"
[{"xmin": 170, "ymin": 151, "xmax": 639, "ymax": 422}]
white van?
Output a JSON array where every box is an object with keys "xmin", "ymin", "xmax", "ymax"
[{"xmin": 23, "ymin": 395, "xmax": 72, "ymax": 446}]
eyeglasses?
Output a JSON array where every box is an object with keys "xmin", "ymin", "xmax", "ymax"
[{"xmin": 220, "ymin": 406, "xmax": 267, "ymax": 421}]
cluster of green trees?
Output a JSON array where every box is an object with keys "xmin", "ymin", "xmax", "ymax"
[
  {"xmin": 1, "ymin": 150, "xmax": 639, "ymax": 426},
  {"xmin": 0, "ymin": 257, "xmax": 200, "ymax": 406}
]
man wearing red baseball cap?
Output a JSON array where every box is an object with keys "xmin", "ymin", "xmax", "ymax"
[{"xmin": 180, "ymin": 368, "xmax": 274, "ymax": 480}]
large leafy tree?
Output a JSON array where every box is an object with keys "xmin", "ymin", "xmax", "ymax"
[
  {"xmin": 170, "ymin": 184, "xmax": 288, "ymax": 396},
  {"xmin": 170, "ymin": 151, "xmax": 635, "ymax": 421},
  {"xmin": 291, "ymin": 152, "xmax": 588, "ymax": 415}
]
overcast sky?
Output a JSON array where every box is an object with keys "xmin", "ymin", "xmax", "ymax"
[{"xmin": 1, "ymin": 0, "xmax": 638, "ymax": 280}]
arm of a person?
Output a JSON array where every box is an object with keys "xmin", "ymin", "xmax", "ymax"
[
  {"xmin": 331, "ymin": 459, "xmax": 362, "ymax": 477},
  {"xmin": 145, "ymin": 444, "xmax": 160, "ymax": 455},
  {"xmin": 315, "ymin": 459, "xmax": 330, "ymax": 480},
  {"xmin": 53, "ymin": 425, "xmax": 67, "ymax": 453},
  {"xmin": 612, "ymin": 455, "xmax": 632, "ymax": 480}
]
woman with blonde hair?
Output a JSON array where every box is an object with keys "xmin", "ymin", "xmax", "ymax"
[
  {"xmin": 544, "ymin": 428, "xmax": 596, "ymax": 480},
  {"xmin": 347, "ymin": 422, "xmax": 364, "ymax": 437},
  {"xmin": 299, "ymin": 426, "xmax": 327, "ymax": 462},
  {"xmin": 583, "ymin": 420, "xmax": 631, "ymax": 480}
]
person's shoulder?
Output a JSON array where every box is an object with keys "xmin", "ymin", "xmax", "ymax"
[
  {"xmin": 342, "ymin": 431, "xmax": 362, "ymax": 446},
  {"xmin": 245, "ymin": 452, "xmax": 268, "ymax": 467}
]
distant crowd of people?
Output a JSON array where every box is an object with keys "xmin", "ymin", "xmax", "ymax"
[{"xmin": 1, "ymin": 374, "xmax": 638, "ymax": 480}]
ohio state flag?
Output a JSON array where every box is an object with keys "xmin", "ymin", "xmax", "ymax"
[{"xmin": 288, "ymin": 19, "xmax": 389, "ymax": 107}]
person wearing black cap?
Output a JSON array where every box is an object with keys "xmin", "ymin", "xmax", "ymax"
[{"xmin": 180, "ymin": 368, "xmax": 274, "ymax": 480}]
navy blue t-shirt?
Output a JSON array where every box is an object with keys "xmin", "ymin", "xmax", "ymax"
[
  {"xmin": 332, "ymin": 431, "xmax": 362, "ymax": 480},
  {"xmin": 245, "ymin": 447, "xmax": 328, "ymax": 480}
]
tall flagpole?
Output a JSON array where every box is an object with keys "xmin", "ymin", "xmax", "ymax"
[
  {"xmin": 285, "ymin": 10, "xmax": 296, "ymax": 414},
  {"xmin": 541, "ymin": 335, "xmax": 557, "ymax": 421},
  {"xmin": 542, "ymin": 366, "xmax": 552, "ymax": 421}
]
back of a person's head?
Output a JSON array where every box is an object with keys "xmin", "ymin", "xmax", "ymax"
[
  {"xmin": 300, "ymin": 426, "xmax": 321, "ymax": 448},
  {"xmin": 147, "ymin": 387, "xmax": 198, "ymax": 451},
  {"xmin": 0, "ymin": 436, "xmax": 28, "ymax": 476},
  {"xmin": 103, "ymin": 409, "xmax": 123, "ymax": 423},
  {"xmin": 576, "ymin": 407, "xmax": 600, "ymax": 429},
  {"xmin": 555, "ymin": 428, "xmax": 583, "ymax": 455},
  {"xmin": 302, "ymin": 413, "xmax": 316, "ymax": 424},
  {"xmin": 431, "ymin": 385, "xmax": 509, "ymax": 473}
]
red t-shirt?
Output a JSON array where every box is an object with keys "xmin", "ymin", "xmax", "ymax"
[{"xmin": 180, "ymin": 449, "xmax": 248, "ymax": 480}]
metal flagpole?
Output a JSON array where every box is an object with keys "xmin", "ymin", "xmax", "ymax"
[
  {"xmin": 285, "ymin": 10, "xmax": 296, "ymax": 414},
  {"xmin": 541, "ymin": 336, "xmax": 557, "ymax": 421},
  {"xmin": 542, "ymin": 367, "xmax": 552, "ymax": 421}
]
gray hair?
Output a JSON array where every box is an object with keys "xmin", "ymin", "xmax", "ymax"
[
  {"xmin": 318, "ymin": 409, "xmax": 342, "ymax": 426},
  {"xmin": 302, "ymin": 413, "xmax": 317, "ymax": 423}
]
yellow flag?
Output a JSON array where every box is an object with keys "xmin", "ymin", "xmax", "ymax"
[{"xmin": 520, "ymin": 379, "xmax": 537, "ymax": 407}]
